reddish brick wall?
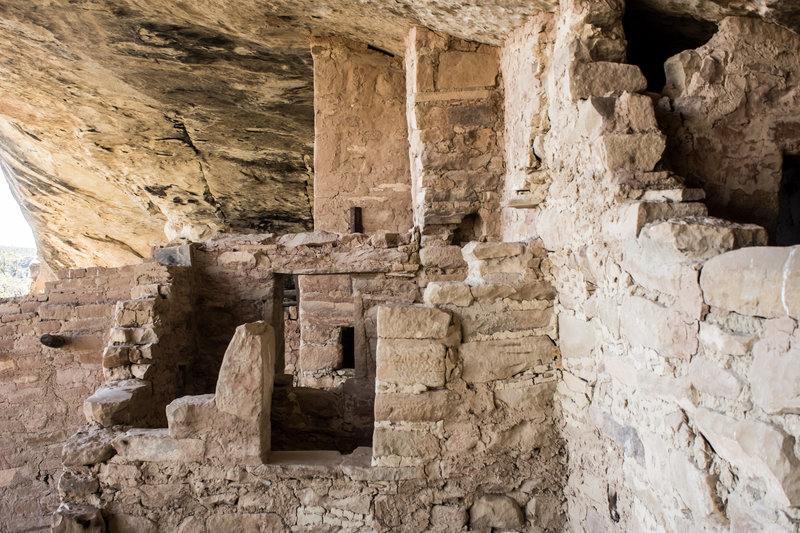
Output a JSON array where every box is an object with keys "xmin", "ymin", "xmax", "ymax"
[{"xmin": 0, "ymin": 266, "xmax": 135, "ymax": 532}]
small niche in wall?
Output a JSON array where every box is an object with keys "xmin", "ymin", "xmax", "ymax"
[
  {"xmin": 340, "ymin": 326, "xmax": 355, "ymax": 369},
  {"xmin": 623, "ymin": 3, "xmax": 717, "ymax": 92},
  {"xmin": 777, "ymin": 154, "xmax": 800, "ymax": 246}
]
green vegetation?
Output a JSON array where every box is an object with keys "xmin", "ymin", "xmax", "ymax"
[{"xmin": 0, "ymin": 246, "xmax": 36, "ymax": 297}]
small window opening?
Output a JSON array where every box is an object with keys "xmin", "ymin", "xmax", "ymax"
[
  {"xmin": 340, "ymin": 326, "xmax": 355, "ymax": 369},
  {"xmin": 777, "ymin": 154, "xmax": 800, "ymax": 246},
  {"xmin": 452, "ymin": 213, "xmax": 480, "ymax": 245},
  {"xmin": 623, "ymin": 5, "xmax": 717, "ymax": 92}
]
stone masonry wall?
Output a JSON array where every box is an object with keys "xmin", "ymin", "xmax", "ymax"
[
  {"xmin": 657, "ymin": 17, "xmax": 800, "ymax": 241},
  {"xmin": 312, "ymin": 37, "xmax": 413, "ymax": 235},
  {"xmin": 0, "ymin": 265, "xmax": 136, "ymax": 532},
  {"xmin": 55, "ymin": 234, "xmax": 568, "ymax": 532},
  {"xmin": 523, "ymin": 1, "xmax": 800, "ymax": 531},
  {"xmin": 405, "ymin": 27, "xmax": 505, "ymax": 243},
  {"xmin": 501, "ymin": 15, "xmax": 555, "ymax": 240}
]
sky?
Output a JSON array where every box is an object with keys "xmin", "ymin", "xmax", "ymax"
[{"xmin": 0, "ymin": 167, "xmax": 37, "ymax": 249}]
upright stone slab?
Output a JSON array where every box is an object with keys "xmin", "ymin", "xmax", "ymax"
[{"xmin": 215, "ymin": 321, "xmax": 275, "ymax": 463}]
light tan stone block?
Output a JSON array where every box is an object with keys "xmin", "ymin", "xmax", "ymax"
[
  {"xmin": 437, "ymin": 51, "xmax": 498, "ymax": 89},
  {"xmin": 693, "ymin": 408, "xmax": 800, "ymax": 506},
  {"xmin": 469, "ymin": 494, "xmax": 524, "ymax": 531},
  {"xmin": 374, "ymin": 391, "xmax": 454, "ymax": 422},
  {"xmin": 558, "ymin": 314, "xmax": 596, "ymax": 359},
  {"xmin": 568, "ymin": 62, "xmax": 647, "ymax": 100},
  {"xmin": 112, "ymin": 429, "xmax": 204, "ymax": 463},
  {"xmin": 373, "ymin": 427, "xmax": 439, "ymax": 459},
  {"xmin": 377, "ymin": 306, "xmax": 451, "ymax": 339},
  {"xmin": 460, "ymin": 336, "xmax": 556, "ymax": 383},
  {"xmin": 83, "ymin": 379, "xmax": 152, "ymax": 427},
  {"xmin": 688, "ymin": 357, "xmax": 743, "ymax": 399},
  {"xmin": 423, "ymin": 282, "xmax": 473, "ymax": 307},
  {"xmin": 376, "ymin": 338, "xmax": 447, "ymax": 388},
  {"xmin": 620, "ymin": 296, "xmax": 698, "ymax": 359},
  {"xmin": 595, "ymin": 132, "xmax": 665, "ymax": 172},
  {"xmin": 700, "ymin": 246, "xmax": 800, "ymax": 319},
  {"xmin": 751, "ymin": 324, "xmax": 800, "ymax": 414}
]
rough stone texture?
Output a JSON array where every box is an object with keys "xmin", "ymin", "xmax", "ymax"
[
  {"xmin": 700, "ymin": 246, "xmax": 800, "ymax": 319},
  {"xmin": 406, "ymin": 27, "xmax": 505, "ymax": 241},
  {"xmin": 4, "ymin": 2, "xmax": 800, "ymax": 532},
  {"xmin": 658, "ymin": 16, "xmax": 800, "ymax": 240},
  {"xmin": 469, "ymin": 494, "xmax": 525, "ymax": 530},
  {"xmin": 51, "ymin": 502, "xmax": 105, "ymax": 533},
  {"xmin": 312, "ymin": 37, "xmax": 412, "ymax": 235}
]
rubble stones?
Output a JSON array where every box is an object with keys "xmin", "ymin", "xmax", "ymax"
[
  {"xmin": 62, "ymin": 426, "xmax": 118, "ymax": 466},
  {"xmin": 51, "ymin": 503, "xmax": 105, "ymax": 533}
]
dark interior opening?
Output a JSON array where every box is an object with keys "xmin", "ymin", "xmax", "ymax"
[
  {"xmin": 452, "ymin": 213, "xmax": 479, "ymax": 245},
  {"xmin": 623, "ymin": 4, "xmax": 717, "ymax": 92},
  {"xmin": 777, "ymin": 154, "xmax": 800, "ymax": 246},
  {"xmin": 340, "ymin": 326, "xmax": 355, "ymax": 369}
]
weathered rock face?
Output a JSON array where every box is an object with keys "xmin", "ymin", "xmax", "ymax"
[{"xmin": 4, "ymin": 0, "xmax": 800, "ymax": 271}]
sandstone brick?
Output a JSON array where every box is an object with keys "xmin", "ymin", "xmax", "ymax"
[
  {"xmin": 750, "ymin": 325, "xmax": 800, "ymax": 414},
  {"xmin": 374, "ymin": 390, "xmax": 453, "ymax": 422},
  {"xmin": 377, "ymin": 306, "xmax": 451, "ymax": 339},
  {"xmin": 62, "ymin": 426, "xmax": 118, "ymax": 466},
  {"xmin": 419, "ymin": 246, "xmax": 467, "ymax": 269},
  {"xmin": 112, "ymin": 429, "xmax": 204, "ymax": 463},
  {"xmin": 51, "ymin": 503, "xmax": 105, "ymax": 533},
  {"xmin": 373, "ymin": 427, "xmax": 439, "ymax": 458},
  {"xmin": 595, "ymin": 132, "xmax": 665, "ymax": 172},
  {"xmin": 568, "ymin": 62, "xmax": 647, "ymax": 100},
  {"xmin": 620, "ymin": 296, "xmax": 698, "ymax": 359},
  {"xmin": 460, "ymin": 336, "xmax": 556, "ymax": 383},
  {"xmin": 558, "ymin": 314, "xmax": 596, "ymax": 358},
  {"xmin": 84, "ymin": 379, "xmax": 152, "ymax": 427},
  {"xmin": 469, "ymin": 494, "xmax": 524, "ymax": 531},
  {"xmin": 688, "ymin": 357, "xmax": 743, "ymax": 399},
  {"xmin": 376, "ymin": 338, "xmax": 447, "ymax": 389},
  {"xmin": 700, "ymin": 246, "xmax": 800, "ymax": 319},
  {"xmin": 437, "ymin": 51, "xmax": 498, "ymax": 89},
  {"xmin": 298, "ymin": 344, "xmax": 341, "ymax": 371},
  {"xmin": 423, "ymin": 282, "xmax": 473, "ymax": 307}
]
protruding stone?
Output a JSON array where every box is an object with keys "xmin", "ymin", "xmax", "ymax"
[
  {"xmin": 595, "ymin": 132, "xmax": 665, "ymax": 172},
  {"xmin": 620, "ymin": 296, "xmax": 698, "ymax": 359},
  {"xmin": 423, "ymin": 282, "xmax": 473, "ymax": 307},
  {"xmin": 469, "ymin": 494, "xmax": 524, "ymax": 530},
  {"xmin": 214, "ymin": 321, "xmax": 275, "ymax": 463},
  {"xmin": 62, "ymin": 425, "xmax": 118, "ymax": 466},
  {"xmin": 83, "ymin": 379, "xmax": 151, "ymax": 427},
  {"xmin": 51, "ymin": 503, "xmax": 105, "ymax": 533},
  {"xmin": 700, "ymin": 246, "xmax": 800, "ymax": 319},
  {"xmin": 112, "ymin": 428, "xmax": 204, "ymax": 463},
  {"xmin": 166, "ymin": 394, "xmax": 216, "ymax": 440}
]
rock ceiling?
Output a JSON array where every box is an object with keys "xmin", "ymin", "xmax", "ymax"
[{"xmin": 0, "ymin": 0, "xmax": 797, "ymax": 270}]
